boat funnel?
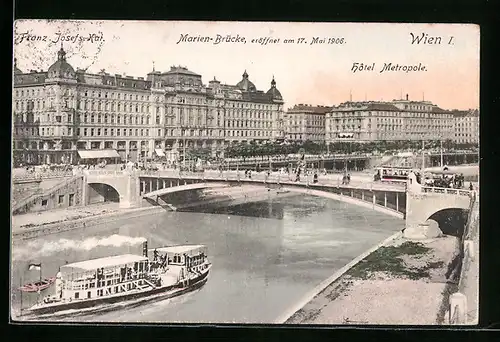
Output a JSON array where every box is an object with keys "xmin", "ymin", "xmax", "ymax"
[{"xmin": 142, "ymin": 240, "xmax": 148, "ymax": 258}]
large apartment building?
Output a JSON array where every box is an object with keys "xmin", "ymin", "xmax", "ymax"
[
  {"xmin": 12, "ymin": 47, "xmax": 285, "ymax": 165},
  {"xmin": 283, "ymin": 104, "xmax": 331, "ymax": 142},
  {"xmin": 451, "ymin": 109, "xmax": 479, "ymax": 144}
]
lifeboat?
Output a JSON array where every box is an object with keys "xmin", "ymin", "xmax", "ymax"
[{"xmin": 19, "ymin": 277, "xmax": 56, "ymax": 293}]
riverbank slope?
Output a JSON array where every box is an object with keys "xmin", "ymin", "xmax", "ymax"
[{"xmin": 284, "ymin": 234, "xmax": 461, "ymax": 325}]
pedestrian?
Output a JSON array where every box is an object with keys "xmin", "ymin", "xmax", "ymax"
[{"xmin": 469, "ymin": 182, "xmax": 473, "ymax": 191}]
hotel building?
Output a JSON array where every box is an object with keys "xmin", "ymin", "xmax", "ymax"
[
  {"xmin": 12, "ymin": 47, "xmax": 285, "ymax": 165},
  {"xmin": 325, "ymin": 95, "xmax": 455, "ymax": 144}
]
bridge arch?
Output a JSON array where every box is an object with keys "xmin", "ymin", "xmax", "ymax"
[
  {"xmin": 142, "ymin": 181, "xmax": 404, "ymax": 219},
  {"xmin": 87, "ymin": 182, "xmax": 120, "ymax": 204},
  {"xmin": 427, "ymin": 207, "xmax": 469, "ymax": 237}
]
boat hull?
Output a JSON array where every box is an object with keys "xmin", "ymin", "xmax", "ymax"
[{"xmin": 25, "ymin": 268, "xmax": 210, "ymax": 317}]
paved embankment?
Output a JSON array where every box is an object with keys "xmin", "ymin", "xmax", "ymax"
[
  {"xmin": 282, "ymin": 233, "xmax": 461, "ymax": 325},
  {"xmin": 11, "ymin": 205, "xmax": 165, "ymax": 241}
]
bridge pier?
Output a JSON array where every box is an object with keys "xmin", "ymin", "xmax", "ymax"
[{"xmin": 384, "ymin": 192, "xmax": 387, "ymax": 207}]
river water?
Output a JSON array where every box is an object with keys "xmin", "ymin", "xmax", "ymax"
[{"xmin": 11, "ymin": 194, "xmax": 403, "ymax": 324}]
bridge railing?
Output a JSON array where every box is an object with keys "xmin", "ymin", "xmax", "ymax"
[
  {"xmin": 138, "ymin": 169, "xmax": 405, "ymax": 192},
  {"xmin": 82, "ymin": 170, "xmax": 129, "ymax": 176},
  {"xmin": 421, "ymin": 186, "xmax": 472, "ymax": 197}
]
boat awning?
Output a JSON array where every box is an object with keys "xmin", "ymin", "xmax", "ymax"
[
  {"xmin": 150, "ymin": 245, "xmax": 206, "ymax": 256},
  {"xmin": 77, "ymin": 150, "xmax": 120, "ymax": 159},
  {"xmin": 155, "ymin": 149, "xmax": 165, "ymax": 157}
]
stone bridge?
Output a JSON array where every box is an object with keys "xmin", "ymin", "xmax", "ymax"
[{"xmin": 80, "ymin": 169, "xmax": 475, "ymax": 238}]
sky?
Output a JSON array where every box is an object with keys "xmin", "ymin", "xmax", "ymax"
[{"xmin": 13, "ymin": 20, "xmax": 479, "ymax": 110}]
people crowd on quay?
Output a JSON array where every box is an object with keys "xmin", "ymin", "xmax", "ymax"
[{"xmin": 14, "ymin": 163, "xmax": 75, "ymax": 181}]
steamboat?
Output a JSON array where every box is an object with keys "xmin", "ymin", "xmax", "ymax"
[{"xmin": 22, "ymin": 241, "xmax": 211, "ymax": 316}]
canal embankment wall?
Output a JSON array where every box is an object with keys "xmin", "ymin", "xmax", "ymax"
[
  {"xmin": 11, "ymin": 206, "xmax": 165, "ymax": 242},
  {"xmin": 274, "ymin": 231, "xmax": 403, "ymax": 324},
  {"xmin": 446, "ymin": 191, "xmax": 479, "ymax": 324}
]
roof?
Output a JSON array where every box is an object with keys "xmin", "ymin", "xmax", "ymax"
[
  {"xmin": 47, "ymin": 47, "xmax": 75, "ymax": 79},
  {"xmin": 78, "ymin": 149, "xmax": 120, "ymax": 159},
  {"xmin": 366, "ymin": 103, "xmax": 400, "ymax": 111},
  {"xmin": 450, "ymin": 109, "xmax": 479, "ymax": 117},
  {"xmin": 431, "ymin": 106, "xmax": 449, "ymax": 114},
  {"xmin": 266, "ymin": 79, "xmax": 283, "ymax": 101},
  {"xmin": 61, "ymin": 254, "xmax": 148, "ymax": 272},
  {"xmin": 236, "ymin": 70, "xmax": 257, "ymax": 92},
  {"xmin": 14, "ymin": 72, "xmax": 48, "ymax": 85},
  {"xmin": 162, "ymin": 66, "xmax": 201, "ymax": 77},
  {"xmin": 288, "ymin": 104, "xmax": 332, "ymax": 114},
  {"xmin": 152, "ymin": 244, "xmax": 206, "ymax": 254}
]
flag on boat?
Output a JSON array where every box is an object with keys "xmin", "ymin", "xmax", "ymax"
[{"xmin": 28, "ymin": 263, "xmax": 41, "ymax": 271}]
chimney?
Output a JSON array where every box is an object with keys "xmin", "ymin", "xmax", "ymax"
[
  {"xmin": 142, "ymin": 240, "xmax": 148, "ymax": 258},
  {"xmin": 406, "ymin": 94, "xmax": 409, "ymax": 101}
]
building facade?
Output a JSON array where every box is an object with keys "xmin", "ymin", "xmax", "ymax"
[
  {"xmin": 325, "ymin": 95, "xmax": 455, "ymax": 144},
  {"xmin": 283, "ymin": 104, "xmax": 331, "ymax": 142},
  {"xmin": 12, "ymin": 47, "xmax": 285, "ymax": 165},
  {"xmin": 451, "ymin": 109, "xmax": 479, "ymax": 144}
]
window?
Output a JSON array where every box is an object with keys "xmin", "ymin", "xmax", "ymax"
[
  {"xmin": 75, "ymin": 292, "xmax": 80, "ymax": 299},
  {"xmin": 41, "ymin": 199, "xmax": 48, "ymax": 206},
  {"xmin": 58, "ymin": 195, "xmax": 64, "ymax": 204},
  {"xmin": 69, "ymin": 194, "xmax": 74, "ymax": 206}
]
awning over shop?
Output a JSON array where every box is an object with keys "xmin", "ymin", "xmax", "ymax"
[
  {"xmin": 77, "ymin": 149, "xmax": 120, "ymax": 159},
  {"xmin": 155, "ymin": 149, "xmax": 165, "ymax": 157}
]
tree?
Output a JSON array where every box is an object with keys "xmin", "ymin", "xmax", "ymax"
[{"xmin": 186, "ymin": 147, "xmax": 212, "ymax": 161}]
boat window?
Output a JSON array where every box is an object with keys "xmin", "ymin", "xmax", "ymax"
[
  {"xmin": 87, "ymin": 291, "xmax": 91, "ymax": 298},
  {"xmin": 75, "ymin": 292, "xmax": 80, "ymax": 299}
]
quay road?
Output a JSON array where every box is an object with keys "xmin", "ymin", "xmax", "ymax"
[{"xmin": 112, "ymin": 169, "xmax": 407, "ymax": 194}]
